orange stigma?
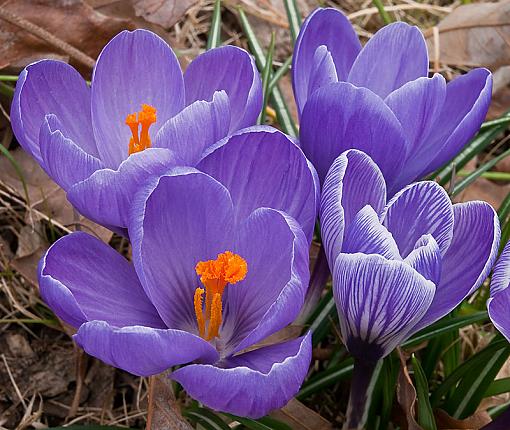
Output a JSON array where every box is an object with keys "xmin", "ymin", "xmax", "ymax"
[
  {"xmin": 125, "ymin": 104, "xmax": 156, "ymax": 155},
  {"xmin": 194, "ymin": 251, "xmax": 248, "ymax": 341}
]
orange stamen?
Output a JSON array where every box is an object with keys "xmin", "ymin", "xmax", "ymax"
[
  {"xmin": 194, "ymin": 288, "xmax": 205, "ymax": 338},
  {"xmin": 194, "ymin": 251, "xmax": 248, "ymax": 341},
  {"xmin": 125, "ymin": 104, "xmax": 156, "ymax": 155}
]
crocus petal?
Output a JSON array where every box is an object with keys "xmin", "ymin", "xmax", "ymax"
[
  {"xmin": 343, "ymin": 205, "xmax": 401, "ymax": 260},
  {"xmin": 223, "ymin": 208, "xmax": 309, "ymax": 354},
  {"xmin": 130, "ymin": 169, "xmax": 234, "ymax": 331},
  {"xmin": 411, "ymin": 201, "xmax": 500, "ymax": 333},
  {"xmin": 39, "ymin": 115, "xmax": 103, "ymax": 191},
  {"xmin": 75, "ymin": 321, "xmax": 219, "ymax": 377},
  {"xmin": 39, "ymin": 231, "xmax": 164, "ymax": 329},
  {"xmin": 307, "ymin": 46, "xmax": 338, "ymax": 100},
  {"xmin": 491, "ymin": 240, "xmax": 510, "ymax": 296},
  {"xmin": 91, "ymin": 30, "xmax": 184, "ymax": 168},
  {"xmin": 404, "ymin": 235, "xmax": 442, "ymax": 286},
  {"xmin": 333, "ymin": 253, "xmax": 435, "ymax": 361},
  {"xmin": 320, "ymin": 150, "xmax": 386, "ymax": 266},
  {"xmin": 11, "ymin": 60, "xmax": 96, "ymax": 164},
  {"xmin": 292, "ymin": 7, "xmax": 361, "ymax": 115},
  {"xmin": 154, "ymin": 91, "xmax": 231, "ymax": 165},
  {"xmin": 300, "ymin": 82, "xmax": 408, "ymax": 186},
  {"xmin": 385, "ymin": 75, "xmax": 446, "ymax": 189},
  {"xmin": 172, "ymin": 333, "xmax": 312, "ymax": 418},
  {"xmin": 488, "ymin": 241, "xmax": 510, "ymax": 341},
  {"xmin": 381, "ymin": 181, "xmax": 454, "ymax": 258},
  {"xmin": 67, "ymin": 148, "xmax": 177, "ymax": 229},
  {"xmin": 184, "ymin": 45, "xmax": 262, "ymax": 131},
  {"xmin": 417, "ymin": 68, "xmax": 493, "ymax": 176},
  {"xmin": 197, "ymin": 127, "xmax": 318, "ymax": 241},
  {"xmin": 348, "ymin": 22, "xmax": 428, "ymax": 98}
]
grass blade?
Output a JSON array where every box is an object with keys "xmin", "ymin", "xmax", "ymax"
[
  {"xmin": 269, "ymin": 56, "xmax": 292, "ymax": 92},
  {"xmin": 238, "ymin": 8, "xmax": 297, "ymax": 136},
  {"xmin": 0, "ymin": 142, "xmax": 30, "ymax": 206},
  {"xmin": 184, "ymin": 407, "xmax": 231, "ymax": 430},
  {"xmin": 297, "ymin": 358, "xmax": 354, "ymax": 399},
  {"xmin": 451, "ymin": 147, "xmax": 510, "ymax": 196},
  {"xmin": 207, "ymin": 0, "xmax": 222, "ymax": 50},
  {"xmin": 412, "ymin": 355, "xmax": 437, "ymax": 430},
  {"xmin": 372, "ymin": 0, "xmax": 393, "ymax": 24},
  {"xmin": 283, "ymin": 0, "xmax": 302, "ymax": 44},
  {"xmin": 403, "ymin": 311, "xmax": 488, "ymax": 347},
  {"xmin": 258, "ymin": 32, "xmax": 275, "ymax": 125}
]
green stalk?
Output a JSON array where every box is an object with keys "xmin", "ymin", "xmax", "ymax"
[
  {"xmin": 258, "ymin": 32, "xmax": 275, "ymax": 125},
  {"xmin": 372, "ymin": 0, "xmax": 393, "ymax": 24},
  {"xmin": 207, "ymin": 0, "xmax": 222, "ymax": 50}
]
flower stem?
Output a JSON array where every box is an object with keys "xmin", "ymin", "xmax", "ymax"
[
  {"xmin": 295, "ymin": 244, "xmax": 330, "ymax": 323},
  {"xmin": 344, "ymin": 359, "xmax": 382, "ymax": 430}
]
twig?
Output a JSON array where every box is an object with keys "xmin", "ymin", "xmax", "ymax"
[{"xmin": 0, "ymin": 7, "xmax": 95, "ymax": 69}]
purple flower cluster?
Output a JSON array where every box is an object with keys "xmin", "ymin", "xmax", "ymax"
[{"xmin": 12, "ymin": 6, "xmax": 506, "ymax": 421}]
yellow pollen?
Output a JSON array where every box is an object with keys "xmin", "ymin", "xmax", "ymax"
[
  {"xmin": 125, "ymin": 104, "xmax": 156, "ymax": 155},
  {"xmin": 194, "ymin": 251, "xmax": 248, "ymax": 341}
]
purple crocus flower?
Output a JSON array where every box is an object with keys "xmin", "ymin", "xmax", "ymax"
[
  {"xmin": 321, "ymin": 149, "xmax": 499, "ymax": 362},
  {"xmin": 11, "ymin": 29, "xmax": 262, "ymax": 233},
  {"xmin": 38, "ymin": 166, "xmax": 314, "ymax": 418},
  {"xmin": 293, "ymin": 8, "xmax": 492, "ymax": 194},
  {"xmin": 488, "ymin": 241, "xmax": 510, "ymax": 341}
]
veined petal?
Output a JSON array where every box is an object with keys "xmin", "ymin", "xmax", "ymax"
[
  {"xmin": 343, "ymin": 205, "xmax": 401, "ymax": 260},
  {"xmin": 411, "ymin": 201, "xmax": 500, "ymax": 333},
  {"xmin": 488, "ymin": 290, "xmax": 510, "ymax": 343},
  {"xmin": 417, "ymin": 68, "xmax": 492, "ymax": 176},
  {"xmin": 75, "ymin": 321, "xmax": 219, "ymax": 377},
  {"xmin": 129, "ymin": 169, "xmax": 234, "ymax": 331},
  {"xmin": 348, "ymin": 22, "xmax": 428, "ymax": 98},
  {"xmin": 172, "ymin": 333, "xmax": 312, "ymax": 418},
  {"xmin": 381, "ymin": 181, "xmax": 454, "ymax": 258},
  {"xmin": 224, "ymin": 209, "xmax": 309, "ymax": 354},
  {"xmin": 491, "ymin": 240, "xmax": 510, "ymax": 296},
  {"xmin": 292, "ymin": 7, "xmax": 361, "ymax": 115},
  {"xmin": 39, "ymin": 115, "xmax": 103, "ymax": 191},
  {"xmin": 320, "ymin": 150, "xmax": 387, "ymax": 266},
  {"xmin": 154, "ymin": 91, "xmax": 231, "ymax": 165},
  {"xmin": 300, "ymin": 82, "xmax": 408, "ymax": 187},
  {"xmin": 333, "ymin": 253, "xmax": 435, "ymax": 361},
  {"xmin": 91, "ymin": 30, "xmax": 184, "ymax": 168},
  {"xmin": 38, "ymin": 231, "xmax": 164, "ymax": 329},
  {"xmin": 67, "ymin": 148, "xmax": 177, "ymax": 229},
  {"xmin": 11, "ymin": 60, "xmax": 96, "ymax": 164},
  {"xmin": 184, "ymin": 45, "xmax": 262, "ymax": 131},
  {"xmin": 197, "ymin": 127, "xmax": 318, "ymax": 241},
  {"xmin": 404, "ymin": 235, "xmax": 442, "ymax": 286}
]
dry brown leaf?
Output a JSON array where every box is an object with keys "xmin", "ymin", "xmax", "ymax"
[
  {"xmin": 0, "ymin": 0, "xmax": 133, "ymax": 72},
  {"xmin": 396, "ymin": 351, "xmax": 424, "ymax": 430},
  {"xmin": 424, "ymin": 0, "xmax": 510, "ymax": 70},
  {"xmin": 435, "ymin": 409, "xmax": 491, "ymax": 429},
  {"xmin": 0, "ymin": 148, "xmax": 112, "ymax": 243},
  {"xmin": 270, "ymin": 398, "xmax": 332, "ymax": 430},
  {"xmin": 132, "ymin": 0, "xmax": 199, "ymax": 29},
  {"xmin": 146, "ymin": 373, "xmax": 193, "ymax": 430}
]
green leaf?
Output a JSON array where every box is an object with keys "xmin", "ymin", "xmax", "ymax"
[
  {"xmin": 207, "ymin": 0, "xmax": 222, "ymax": 50},
  {"xmin": 307, "ymin": 292, "xmax": 337, "ymax": 347},
  {"xmin": 485, "ymin": 377, "xmax": 510, "ymax": 397},
  {"xmin": 430, "ymin": 336, "xmax": 507, "ymax": 408},
  {"xmin": 184, "ymin": 407, "xmax": 231, "ymax": 430},
  {"xmin": 403, "ymin": 311, "xmax": 488, "ymax": 348},
  {"xmin": 435, "ymin": 121, "xmax": 508, "ymax": 186},
  {"xmin": 297, "ymin": 358, "xmax": 354, "ymax": 399},
  {"xmin": 238, "ymin": 8, "xmax": 297, "ymax": 136},
  {"xmin": 372, "ymin": 0, "xmax": 393, "ymax": 24},
  {"xmin": 283, "ymin": 0, "xmax": 302, "ymax": 44},
  {"xmin": 412, "ymin": 355, "xmax": 437, "ymax": 430},
  {"xmin": 268, "ymin": 56, "xmax": 292, "ymax": 92},
  {"xmin": 498, "ymin": 191, "xmax": 510, "ymax": 223},
  {"xmin": 446, "ymin": 343, "xmax": 510, "ymax": 418},
  {"xmin": 258, "ymin": 32, "xmax": 275, "ymax": 125},
  {"xmin": 451, "ymin": 147, "xmax": 510, "ymax": 196},
  {"xmin": 225, "ymin": 414, "xmax": 292, "ymax": 430}
]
